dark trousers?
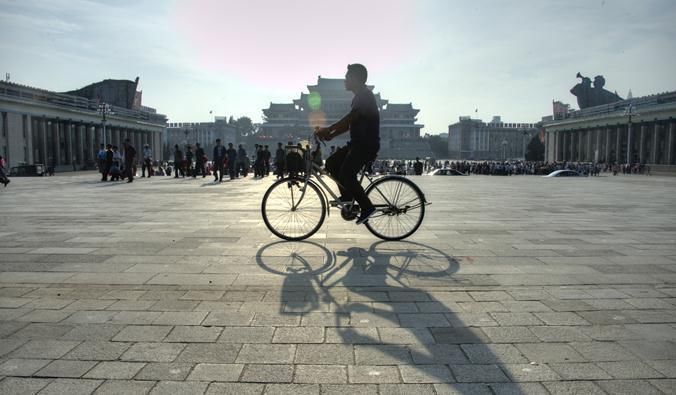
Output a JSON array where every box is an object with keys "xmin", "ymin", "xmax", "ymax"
[
  {"xmin": 125, "ymin": 161, "xmax": 134, "ymax": 181},
  {"xmin": 101, "ymin": 163, "xmax": 111, "ymax": 181},
  {"xmin": 228, "ymin": 159, "xmax": 237, "ymax": 179},
  {"xmin": 142, "ymin": 159, "xmax": 152, "ymax": 177},
  {"xmin": 213, "ymin": 161, "xmax": 224, "ymax": 181},
  {"xmin": 325, "ymin": 146, "xmax": 375, "ymax": 210},
  {"xmin": 194, "ymin": 161, "xmax": 206, "ymax": 177}
]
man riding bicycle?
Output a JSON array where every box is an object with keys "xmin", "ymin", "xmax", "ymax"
[{"xmin": 314, "ymin": 63, "xmax": 379, "ymax": 225}]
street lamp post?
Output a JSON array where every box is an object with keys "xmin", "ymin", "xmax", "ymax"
[
  {"xmin": 624, "ymin": 104, "xmax": 639, "ymax": 164},
  {"xmin": 97, "ymin": 103, "xmax": 113, "ymax": 146}
]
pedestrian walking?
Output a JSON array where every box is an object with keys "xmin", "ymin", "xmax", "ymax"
[{"xmin": 123, "ymin": 139, "xmax": 137, "ymax": 183}]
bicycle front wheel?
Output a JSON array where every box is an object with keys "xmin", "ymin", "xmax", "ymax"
[
  {"xmin": 364, "ymin": 176, "xmax": 426, "ymax": 241},
  {"xmin": 261, "ymin": 177, "xmax": 326, "ymax": 241}
]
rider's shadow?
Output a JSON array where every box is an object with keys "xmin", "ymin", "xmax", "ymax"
[{"xmin": 255, "ymin": 241, "xmax": 524, "ymax": 391}]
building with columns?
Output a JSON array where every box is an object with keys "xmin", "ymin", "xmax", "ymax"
[
  {"xmin": 165, "ymin": 119, "xmax": 237, "ymax": 159},
  {"xmin": 543, "ymin": 91, "xmax": 676, "ymax": 174},
  {"xmin": 448, "ymin": 116, "xmax": 539, "ymax": 160},
  {"xmin": 0, "ymin": 80, "xmax": 167, "ymax": 171},
  {"xmin": 259, "ymin": 77, "xmax": 430, "ymax": 159}
]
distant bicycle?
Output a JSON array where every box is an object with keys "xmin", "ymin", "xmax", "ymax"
[{"xmin": 261, "ymin": 134, "xmax": 429, "ymax": 241}]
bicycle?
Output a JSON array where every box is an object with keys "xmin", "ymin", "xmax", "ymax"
[{"xmin": 261, "ymin": 134, "xmax": 430, "ymax": 241}]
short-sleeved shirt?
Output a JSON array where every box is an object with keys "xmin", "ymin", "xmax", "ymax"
[{"xmin": 350, "ymin": 86, "xmax": 380, "ymax": 153}]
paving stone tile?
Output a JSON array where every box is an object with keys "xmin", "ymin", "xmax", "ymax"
[
  {"xmin": 430, "ymin": 327, "xmax": 489, "ymax": 344},
  {"xmin": 0, "ymin": 377, "xmax": 51, "ymax": 394},
  {"xmin": 235, "ymin": 344, "xmax": 295, "ymax": 364},
  {"xmin": 294, "ymin": 365, "xmax": 347, "ymax": 384},
  {"xmin": 325, "ymin": 327, "xmax": 380, "ymax": 344},
  {"xmin": 548, "ymin": 362, "xmax": 612, "ymax": 380},
  {"xmin": 355, "ymin": 344, "xmax": 412, "ymax": 365},
  {"xmin": 186, "ymin": 363, "xmax": 243, "ymax": 382},
  {"xmin": 444, "ymin": 313, "xmax": 498, "ymax": 327},
  {"xmin": 529, "ymin": 326, "xmax": 591, "ymax": 342},
  {"xmin": 175, "ymin": 343, "xmax": 240, "ymax": 363},
  {"xmin": 264, "ymin": 384, "xmax": 319, "ymax": 394},
  {"xmin": 0, "ymin": 338, "xmax": 27, "ymax": 358},
  {"xmin": 626, "ymin": 323, "xmax": 676, "ymax": 340},
  {"xmin": 16, "ymin": 309, "xmax": 72, "ymax": 323},
  {"xmin": 620, "ymin": 340, "xmax": 676, "ymax": 360},
  {"xmin": 110, "ymin": 311, "xmax": 162, "ymax": 325},
  {"xmin": 489, "ymin": 382, "xmax": 548, "ymax": 395},
  {"xmin": 206, "ymin": 382, "xmax": 264, "ymax": 394},
  {"xmin": 0, "ymin": 320, "xmax": 28, "ymax": 337},
  {"xmin": 112, "ymin": 325, "xmax": 172, "ymax": 342},
  {"xmin": 397, "ymin": 313, "xmax": 450, "ymax": 327},
  {"xmin": 0, "ymin": 358, "xmax": 51, "ymax": 376},
  {"xmin": 300, "ymin": 312, "xmax": 350, "ymax": 327},
  {"xmin": 38, "ymin": 378, "xmax": 104, "ymax": 395},
  {"xmin": 9, "ymin": 339, "xmax": 80, "ymax": 359},
  {"xmin": 490, "ymin": 312, "xmax": 544, "ymax": 326},
  {"xmin": 649, "ymin": 379, "xmax": 676, "ymax": 393},
  {"xmin": 460, "ymin": 343, "xmax": 527, "ymax": 364},
  {"xmin": 218, "ymin": 326, "xmax": 273, "ymax": 343},
  {"xmin": 60, "ymin": 324, "xmax": 124, "ymax": 341},
  {"xmin": 84, "ymin": 361, "xmax": 146, "ymax": 379},
  {"xmin": 516, "ymin": 343, "xmax": 586, "ymax": 363},
  {"xmin": 295, "ymin": 344, "xmax": 354, "ymax": 365},
  {"xmin": 272, "ymin": 327, "xmax": 324, "ymax": 343},
  {"xmin": 148, "ymin": 380, "xmax": 209, "ymax": 395},
  {"xmin": 350, "ymin": 312, "xmax": 399, "ymax": 327},
  {"xmin": 121, "ymin": 342, "xmax": 186, "ymax": 362},
  {"xmin": 596, "ymin": 379, "xmax": 663, "ymax": 395},
  {"xmin": 500, "ymin": 363, "xmax": 560, "ymax": 382},
  {"xmin": 319, "ymin": 384, "xmax": 378, "ymax": 395},
  {"xmin": 377, "ymin": 328, "xmax": 434, "ymax": 344},
  {"xmin": 406, "ymin": 344, "xmax": 468, "ymax": 364},
  {"xmin": 106, "ymin": 300, "xmax": 156, "ymax": 311},
  {"xmin": 481, "ymin": 326, "xmax": 538, "ymax": 343},
  {"xmin": 568, "ymin": 341, "xmax": 639, "ymax": 361},
  {"xmin": 64, "ymin": 341, "xmax": 131, "ymax": 361},
  {"xmin": 202, "ymin": 312, "xmax": 254, "ymax": 326},
  {"xmin": 577, "ymin": 324, "xmax": 642, "ymax": 341},
  {"xmin": 165, "ymin": 325, "xmax": 222, "ymax": 342},
  {"xmin": 596, "ymin": 360, "xmax": 664, "ymax": 379},
  {"xmin": 153, "ymin": 311, "xmax": 207, "ymax": 325},
  {"xmin": 533, "ymin": 312, "xmax": 590, "ymax": 326},
  {"xmin": 433, "ymin": 383, "xmax": 492, "ymax": 395},
  {"xmin": 93, "ymin": 379, "xmax": 156, "ymax": 394},
  {"xmin": 539, "ymin": 299, "xmax": 596, "ymax": 312},
  {"xmin": 543, "ymin": 380, "xmax": 606, "ymax": 394},
  {"xmin": 35, "ymin": 360, "xmax": 97, "ymax": 378},
  {"xmin": 449, "ymin": 364, "xmax": 509, "ymax": 383},
  {"xmin": 348, "ymin": 365, "xmax": 400, "ymax": 384},
  {"xmin": 150, "ymin": 299, "xmax": 199, "ymax": 311},
  {"xmin": 378, "ymin": 384, "xmax": 437, "ymax": 394},
  {"xmin": 135, "ymin": 362, "xmax": 193, "ymax": 381},
  {"xmin": 239, "ymin": 364, "xmax": 293, "ymax": 383},
  {"xmin": 10, "ymin": 322, "xmax": 74, "ymax": 339},
  {"xmin": 646, "ymin": 360, "xmax": 676, "ymax": 377},
  {"xmin": 398, "ymin": 364, "xmax": 454, "ymax": 383},
  {"xmin": 62, "ymin": 310, "xmax": 117, "ymax": 324}
]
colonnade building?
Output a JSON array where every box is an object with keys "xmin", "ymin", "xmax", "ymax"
[
  {"xmin": 543, "ymin": 91, "xmax": 676, "ymax": 173},
  {"xmin": 0, "ymin": 79, "xmax": 167, "ymax": 171},
  {"xmin": 165, "ymin": 119, "xmax": 237, "ymax": 160},
  {"xmin": 448, "ymin": 116, "xmax": 539, "ymax": 160},
  {"xmin": 260, "ymin": 77, "xmax": 431, "ymax": 159}
]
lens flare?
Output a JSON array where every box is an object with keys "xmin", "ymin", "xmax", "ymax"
[
  {"xmin": 307, "ymin": 92, "xmax": 321, "ymax": 111},
  {"xmin": 307, "ymin": 111, "xmax": 326, "ymax": 129}
]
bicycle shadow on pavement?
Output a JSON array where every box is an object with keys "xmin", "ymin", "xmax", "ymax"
[{"xmin": 255, "ymin": 240, "xmax": 522, "ymax": 392}]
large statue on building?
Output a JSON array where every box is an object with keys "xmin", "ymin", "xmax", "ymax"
[{"xmin": 570, "ymin": 72, "xmax": 623, "ymax": 109}]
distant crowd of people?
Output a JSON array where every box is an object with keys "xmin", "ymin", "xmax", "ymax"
[{"xmin": 427, "ymin": 160, "xmax": 652, "ymax": 176}]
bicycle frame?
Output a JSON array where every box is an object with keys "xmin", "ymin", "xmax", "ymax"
[{"xmin": 286, "ymin": 137, "xmax": 427, "ymax": 218}]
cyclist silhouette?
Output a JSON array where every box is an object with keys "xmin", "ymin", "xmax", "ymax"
[{"xmin": 315, "ymin": 63, "xmax": 380, "ymax": 225}]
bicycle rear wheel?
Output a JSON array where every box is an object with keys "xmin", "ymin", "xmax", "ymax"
[
  {"xmin": 364, "ymin": 176, "xmax": 426, "ymax": 241},
  {"xmin": 261, "ymin": 177, "xmax": 326, "ymax": 241}
]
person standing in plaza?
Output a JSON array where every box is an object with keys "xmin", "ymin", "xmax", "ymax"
[
  {"xmin": 274, "ymin": 142, "xmax": 285, "ymax": 179},
  {"xmin": 173, "ymin": 145, "xmax": 183, "ymax": 178},
  {"xmin": 101, "ymin": 144, "xmax": 113, "ymax": 182},
  {"xmin": 0, "ymin": 154, "xmax": 10, "ymax": 187},
  {"xmin": 97, "ymin": 144, "xmax": 106, "ymax": 179},
  {"xmin": 185, "ymin": 145, "xmax": 194, "ymax": 178},
  {"xmin": 194, "ymin": 143, "xmax": 206, "ymax": 178},
  {"xmin": 123, "ymin": 139, "xmax": 136, "ymax": 183},
  {"xmin": 142, "ymin": 144, "xmax": 153, "ymax": 178},
  {"xmin": 315, "ymin": 63, "xmax": 380, "ymax": 225},
  {"xmin": 226, "ymin": 143, "xmax": 238, "ymax": 180},
  {"xmin": 212, "ymin": 139, "xmax": 226, "ymax": 182}
]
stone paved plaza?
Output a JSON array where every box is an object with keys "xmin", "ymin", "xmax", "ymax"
[{"xmin": 1, "ymin": 173, "xmax": 676, "ymax": 394}]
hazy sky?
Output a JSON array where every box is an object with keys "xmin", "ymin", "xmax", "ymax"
[{"xmin": 2, "ymin": 0, "xmax": 675, "ymax": 134}]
